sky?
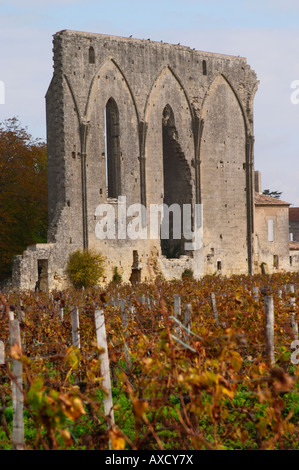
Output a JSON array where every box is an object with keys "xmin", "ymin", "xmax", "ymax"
[{"xmin": 0, "ymin": 0, "xmax": 299, "ymax": 205}]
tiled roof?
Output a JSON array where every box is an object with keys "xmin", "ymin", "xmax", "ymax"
[
  {"xmin": 255, "ymin": 192, "xmax": 290, "ymax": 206},
  {"xmin": 289, "ymin": 207, "xmax": 299, "ymax": 221},
  {"xmin": 290, "ymin": 241, "xmax": 299, "ymax": 251}
]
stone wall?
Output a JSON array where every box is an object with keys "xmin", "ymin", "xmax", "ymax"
[
  {"xmin": 254, "ymin": 194, "xmax": 291, "ymax": 273},
  {"xmin": 12, "ymin": 30, "xmax": 261, "ymax": 290},
  {"xmin": 12, "ymin": 243, "xmax": 70, "ymax": 291}
]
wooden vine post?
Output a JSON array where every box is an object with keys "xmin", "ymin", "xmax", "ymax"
[
  {"xmin": 120, "ymin": 300, "xmax": 131, "ymax": 371},
  {"xmin": 210, "ymin": 293, "xmax": 219, "ymax": 326},
  {"xmin": 184, "ymin": 303, "xmax": 192, "ymax": 335},
  {"xmin": 252, "ymin": 286, "xmax": 259, "ymax": 302},
  {"xmin": 264, "ymin": 295, "xmax": 275, "ymax": 367},
  {"xmin": 0, "ymin": 341, "xmax": 4, "ymax": 365},
  {"xmin": 288, "ymin": 284, "xmax": 298, "ymax": 340},
  {"xmin": 9, "ymin": 319, "xmax": 24, "ymax": 450},
  {"xmin": 59, "ymin": 304, "xmax": 64, "ymax": 322},
  {"xmin": 71, "ymin": 306, "xmax": 80, "ymax": 349},
  {"xmin": 94, "ymin": 309, "xmax": 114, "ymax": 427},
  {"xmin": 173, "ymin": 294, "xmax": 181, "ymax": 337}
]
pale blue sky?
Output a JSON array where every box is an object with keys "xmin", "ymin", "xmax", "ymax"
[{"xmin": 0, "ymin": 0, "xmax": 299, "ymax": 205}]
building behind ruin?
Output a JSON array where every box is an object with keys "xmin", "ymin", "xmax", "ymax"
[
  {"xmin": 289, "ymin": 208, "xmax": 299, "ymax": 243},
  {"xmin": 11, "ymin": 30, "xmax": 297, "ymax": 291},
  {"xmin": 254, "ymin": 172, "xmax": 291, "ymax": 273}
]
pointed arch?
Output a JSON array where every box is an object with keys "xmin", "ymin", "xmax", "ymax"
[
  {"xmin": 247, "ymin": 80, "xmax": 259, "ymax": 130},
  {"xmin": 105, "ymin": 96, "xmax": 121, "ymax": 198},
  {"xmin": 144, "ymin": 65, "xmax": 195, "ymax": 241},
  {"xmin": 63, "ymin": 73, "xmax": 82, "ymax": 126},
  {"xmin": 85, "ymin": 57, "xmax": 139, "ymax": 123},
  {"xmin": 201, "ymin": 73, "xmax": 249, "ymax": 135},
  {"xmin": 83, "ymin": 56, "xmax": 141, "ymax": 213},
  {"xmin": 144, "ymin": 65, "xmax": 194, "ymax": 122},
  {"xmin": 200, "ymin": 71, "xmax": 250, "ymax": 274},
  {"xmin": 161, "ymin": 103, "xmax": 193, "ymax": 258}
]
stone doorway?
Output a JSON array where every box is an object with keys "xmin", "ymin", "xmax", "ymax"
[{"xmin": 37, "ymin": 259, "xmax": 48, "ymax": 292}]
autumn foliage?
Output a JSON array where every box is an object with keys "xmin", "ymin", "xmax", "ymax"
[
  {"xmin": 0, "ymin": 273, "xmax": 299, "ymax": 450},
  {"xmin": 67, "ymin": 250, "xmax": 105, "ymax": 289},
  {"xmin": 0, "ymin": 117, "xmax": 47, "ymax": 281}
]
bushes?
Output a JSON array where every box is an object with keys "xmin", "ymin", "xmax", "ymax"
[
  {"xmin": 67, "ymin": 249, "xmax": 105, "ymax": 289},
  {"xmin": 112, "ymin": 266, "xmax": 122, "ymax": 284},
  {"xmin": 181, "ymin": 268, "xmax": 193, "ymax": 280}
]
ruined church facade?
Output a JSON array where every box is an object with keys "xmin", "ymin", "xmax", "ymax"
[{"xmin": 12, "ymin": 30, "xmax": 261, "ymax": 290}]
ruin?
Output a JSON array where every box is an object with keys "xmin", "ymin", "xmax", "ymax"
[{"xmin": 12, "ymin": 30, "xmax": 269, "ymax": 290}]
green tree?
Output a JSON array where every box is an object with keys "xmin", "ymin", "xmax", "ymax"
[
  {"xmin": 67, "ymin": 249, "xmax": 105, "ymax": 288},
  {"xmin": 0, "ymin": 117, "xmax": 48, "ymax": 281},
  {"xmin": 262, "ymin": 189, "xmax": 282, "ymax": 199}
]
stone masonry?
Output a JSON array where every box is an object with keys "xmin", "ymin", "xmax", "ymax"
[{"xmin": 12, "ymin": 30, "xmax": 261, "ymax": 290}]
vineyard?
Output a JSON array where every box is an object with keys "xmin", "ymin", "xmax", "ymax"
[{"xmin": 0, "ymin": 272, "xmax": 299, "ymax": 450}]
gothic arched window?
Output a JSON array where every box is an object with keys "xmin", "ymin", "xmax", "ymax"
[
  {"xmin": 161, "ymin": 104, "xmax": 192, "ymax": 258},
  {"xmin": 89, "ymin": 46, "xmax": 95, "ymax": 64},
  {"xmin": 105, "ymin": 98, "xmax": 121, "ymax": 198}
]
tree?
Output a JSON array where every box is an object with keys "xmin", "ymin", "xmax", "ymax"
[
  {"xmin": 262, "ymin": 189, "xmax": 282, "ymax": 199},
  {"xmin": 67, "ymin": 249, "xmax": 105, "ymax": 288},
  {"xmin": 0, "ymin": 117, "xmax": 48, "ymax": 281}
]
